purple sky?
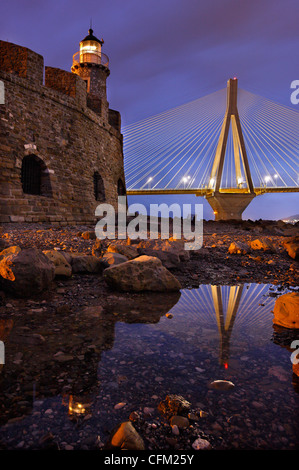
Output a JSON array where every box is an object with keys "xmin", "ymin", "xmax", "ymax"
[{"xmin": 1, "ymin": 0, "xmax": 298, "ymax": 219}]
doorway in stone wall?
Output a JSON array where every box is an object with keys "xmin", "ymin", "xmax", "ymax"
[
  {"xmin": 93, "ymin": 171, "xmax": 105, "ymax": 201},
  {"xmin": 21, "ymin": 154, "xmax": 52, "ymax": 197}
]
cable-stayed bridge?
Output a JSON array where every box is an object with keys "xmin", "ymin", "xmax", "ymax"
[{"xmin": 123, "ymin": 79, "xmax": 299, "ymax": 220}]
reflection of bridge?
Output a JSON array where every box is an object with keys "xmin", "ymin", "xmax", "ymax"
[
  {"xmin": 124, "ymin": 79, "xmax": 299, "ymax": 220},
  {"xmin": 171, "ymin": 284, "xmax": 277, "ymax": 367}
]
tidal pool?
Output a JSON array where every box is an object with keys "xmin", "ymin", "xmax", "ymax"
[{"xmin": 0, "ymin": 283, "xmax": 298, "ymax": 450}]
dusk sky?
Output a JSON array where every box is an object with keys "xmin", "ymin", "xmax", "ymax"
[{"xmin": 1, "ymin": 0, "xmax": 298, "ymax": 219}]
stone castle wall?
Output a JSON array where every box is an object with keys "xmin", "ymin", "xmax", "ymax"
[{"xmin": 0, "ymin": 40, "xmax": 125, "ymax": 225}]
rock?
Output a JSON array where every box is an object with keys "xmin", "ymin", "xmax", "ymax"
[
  {"xmin": 114, "ymin": 402, "xmax": 126, "ymax": 410},
  {"xmin": 208, "ymin": 380, "xmax": 235, "ymax": 391},
  {"xmin": 103, "ymin": 255, "xmax": 181, "ymax": 292},
  {"xmin": 0, "ymin": 248, "xmax": 55, "ymax": 297},
  {"xmin": 158, "ymin": 394, "xmax": 191, "ymax": 418},
  {"xmin": 228, "ymin": 241, "xmax": 249, "ymax": 254},
  {"xmin": 170, "ymin": 415, "xmax": 190, "ymax": 428},
  {"xmin": 293, "ymin": 362, "xmax": 299, "ymax": 378},
  {"xmin": 284, "ymin": 236, "xmax": 299, "ymax": 260},
  {"xmin": 250, "ymin": 237, "xmax": 274, "ymax": 252},
  {"xmin": 137, "ymin": 239, "xmax": 189, "ymax": 269},
  {"xmin": 273, "ymin": 292, "xmax": 299, "ymax": 329},
  {"xmin": 59, "ymin": 251, "xmax": 73, "ymax": 265},
  {"xmin": 109, "ymin": 421, "xmax": 145, "ymax": 450},
  {"xmin": 0, "ymin": 246, "xmax": 21, "ymax": 262},
  {"xmin": 171, "ymin": 424, "xmax": 180, "ymax": 435},
  {"xmin": 92, "ymin": 239, "xmax": 105, "ymax": 258},
  {"xmin": 107, "ymin": 242, "xmax": 139, "ymax": 260},
  {"xmin": 100, "ymin": 252, "xmax": 128, "ymax": 268},
  {"xmin": 192, "ymin": 438, "xmax": 212, "ymax": 450},
  {"xmin": 81, "ymin": 231, "xmax": 96, "ymax": 240},
  {"xmin": 43, "ymin": 250, "xmax": 72, "ymax": 277},
  {"xmin": 70, "ymin": 253, "xmax": 103, "ymax": 273},
  {"xmin": 138, "ymin": 247, "xmax": 180, "ymax": 269}
]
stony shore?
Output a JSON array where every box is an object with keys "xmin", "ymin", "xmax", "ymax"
[
  {"xmin": 0, "ymin": 219, "xmax": 298, "ymax": 291},
  {"xmin": 0, "ymin": 219, "xmax": 298, "ymax": 450}
]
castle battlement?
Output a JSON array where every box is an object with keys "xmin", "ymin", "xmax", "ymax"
[
  {"xmin": 0, "ymin": 40, "xmax": 44, "ymax": 85},
  {"xmin": 0, "ymin": 37, "xmax": 125, "ymax": 225}
]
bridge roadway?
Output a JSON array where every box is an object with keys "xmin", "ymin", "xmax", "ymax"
[{"xmin": 127, "ymin": 186, "xmax": 299, "ymax": 197}]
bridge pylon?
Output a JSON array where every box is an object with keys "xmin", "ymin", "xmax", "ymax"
[{"xmin": 206, "ymin": 78, "xmax": 256, "ymax": 220}]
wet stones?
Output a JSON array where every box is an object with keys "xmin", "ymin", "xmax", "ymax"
[
  {"xmin": 108, "ymin": 421, "xmax": 145, "ymax": 450},
  {"xmin": 273, "ymin": 292, "xmax": 299, "ymax": 329},
  {"xmin": 170, "ymin": 415, "xmax": 190, "ymax": 429},
  {"xmin": 208, "ymin": 380, "xmax": 235, "ymax": 391},
  {"xmin": 158, "ymin": 394, "xmax": 191, "ymax": 418}
]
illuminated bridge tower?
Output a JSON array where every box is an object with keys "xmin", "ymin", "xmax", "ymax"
[
  {"xmin": 206, "ymin": 78, "xmax": 256, "ymax": 220},
  {"xmin": 211, "ymin": 285, "xmax": 244, "ymax": 367},
  {"xmin": 71, "ymin": 28, "xmax": 110, "ymax": 120}
]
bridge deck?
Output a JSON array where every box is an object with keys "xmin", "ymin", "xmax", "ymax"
[{"xmin": 126, "ymin": 187, "xmax": 299, "ymax": 197}]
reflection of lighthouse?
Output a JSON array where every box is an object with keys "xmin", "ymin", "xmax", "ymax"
[{"xmin": 211, "ymin": 285, "xmax": 243, "ymax": 367}]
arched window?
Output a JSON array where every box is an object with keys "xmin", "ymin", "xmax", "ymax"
[
  {"xmin": 93, "ymin": 171, "xmax": 105, "ymax": 201},
  {"xmin": 117, "ymin": 178, "xmax": 126, "ymax": 196},
  {"xmin": 21, "ymin": 155, "xmax": 52, "ymax": 196}
]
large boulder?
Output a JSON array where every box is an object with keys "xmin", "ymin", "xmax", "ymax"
[
  {"xmin": 0, "ymin": 247, "xmax": 55, "ymax": 297},
  {"xmin": 273, "ymin": 292, "xmax": 299, "ymax": 329},
  {"xmin": 103, "ymin": 255, "xmax": 181, "ymax": 292},
  {"xmin": 69, "ymin": 253, "xmax": 102, "ymax": 273},
  {"xmin": 283, "ymin": 236, "xmax": 299, "ymax": 260},
  {"xmin": 250, "ymin": 237, "xmax": 274, "ymax": 252},
  {"xmin": 43, "ymin": 250, "xmax": 72, "ymax": 277}
]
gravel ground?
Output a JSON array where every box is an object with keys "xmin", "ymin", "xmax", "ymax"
[{"xmin": 0, "ymin": 220, "xmax": 298, "ymax": 450}]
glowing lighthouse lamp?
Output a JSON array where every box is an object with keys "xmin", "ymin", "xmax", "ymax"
[
  {"xmin": 79, "ymin": 28, "xmax": 104, "ymax": 64},
  {"xmin": 72, "ymin": 28, "xmax": 109, "ymax": 69}
]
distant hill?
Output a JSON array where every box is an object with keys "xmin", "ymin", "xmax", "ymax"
[{"xmin": 281, "ymin": 214, "xmax": 299, "ymax": 224}]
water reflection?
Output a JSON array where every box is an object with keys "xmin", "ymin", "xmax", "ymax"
[
  {"xmin": 0, "ymin": 283, "xmax": 298, "ymax": 434},
  {"xmin": 169, "ymin": 284, "xmax": 279, "ymax": 367}
]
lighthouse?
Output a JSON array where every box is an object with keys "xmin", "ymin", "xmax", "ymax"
[{"xmin": 71, "ymin": 28, "xmax": 110, "ymax": 120}]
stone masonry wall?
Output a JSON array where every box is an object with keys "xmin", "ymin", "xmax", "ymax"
[{"xmin": 0, "ymin": 40, "xmax": 126, "ymax": 225}]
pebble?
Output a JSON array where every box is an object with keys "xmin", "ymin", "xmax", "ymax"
[
  {"xmin": 208, "ymin": 380, "xmax": 235, "ymax": 391},
  {"xmin": 192, "ymin": 438, "xmax": 212, "ymax": 450},
  {"xmin": 114, "ymin": 402, "xmax": 126, "ymax": 410},
  {"xmin": 170, "ymin": 416, "xmax": 190, "ymax": 429},
  {"xmin": 171, "ymin": 424, "xmax": 180, "ymax": 436}
]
